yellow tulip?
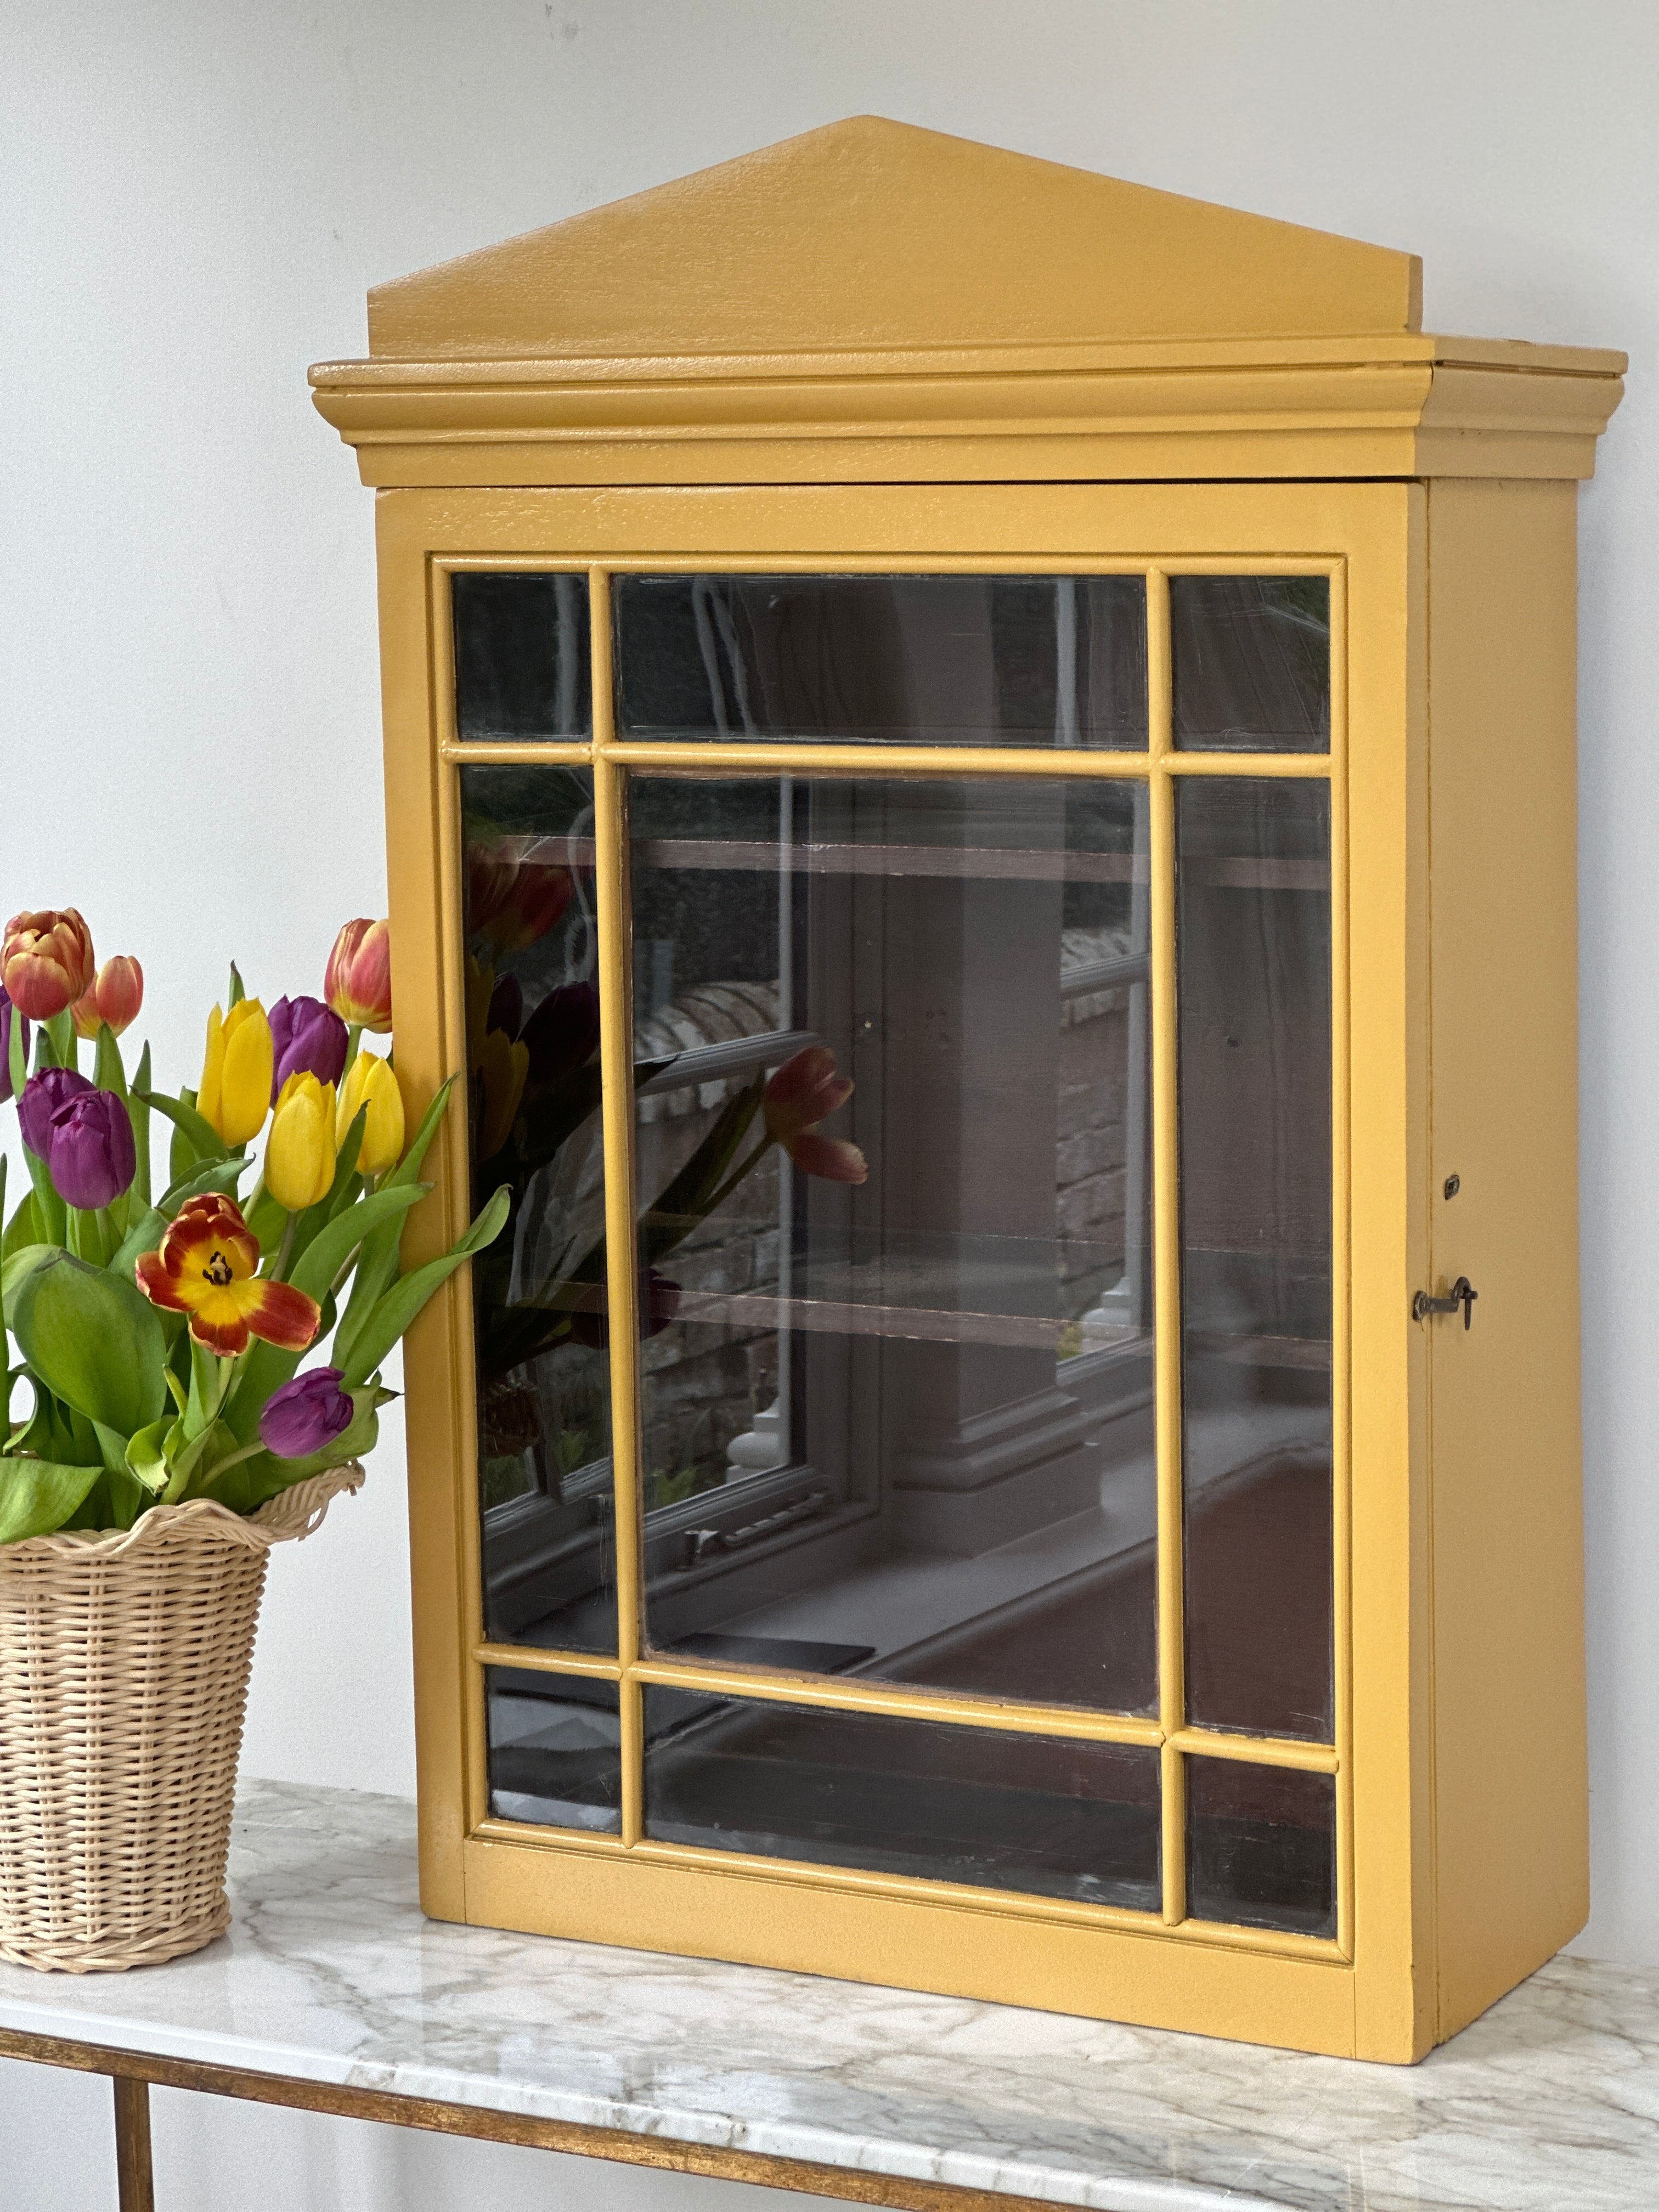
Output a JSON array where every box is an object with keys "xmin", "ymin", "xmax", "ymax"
[
  {"xmin": 476, "ymin": 1026, "xmax": 529, "ymax": 1161},
  {"xmin": 199, "ymin": 999, "xmax": 273, "ymax": 1147},
  {"xmin": 336, "ymin": 1048, "xmax": 405, "ymax": 1176},
  {"xmin": 266, "ymin": 1071, "xmax": 337, "ymax": 1211}
]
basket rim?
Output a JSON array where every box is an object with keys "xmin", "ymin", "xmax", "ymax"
[{"xmin": 0, "ymin": 1462, "xmax": 365, "ymax": 1566}]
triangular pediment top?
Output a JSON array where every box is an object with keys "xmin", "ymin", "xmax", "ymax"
[{"xmin": 366, "ymin": 116, "xmax": 1424, "ymax": 361}]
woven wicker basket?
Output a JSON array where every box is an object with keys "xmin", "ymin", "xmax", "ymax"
[{"xmin": 0, "ymin": 1464, "xmax": 362, "ymax": 1973}]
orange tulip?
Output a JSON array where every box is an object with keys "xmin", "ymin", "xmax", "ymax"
[
  {"xmin": 763, "ymin": 1047, "xmax": 867, "ymax": 1184},
  {"xmin": 71, "ymin": 954, "xmax": 144, "ymax": 1040},
  {"xmin": 324, "ymin": 918, "xmax": 393, "ymax": 1032},
  {"xmin": 2, "ymin": 908, "xmax": 95, "ymax": 1021},
  {"xmin": 134, "ymin": 1193, "xmax": 320, "ymax": 1357}
]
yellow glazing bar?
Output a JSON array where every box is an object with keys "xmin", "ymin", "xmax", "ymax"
[
  {"xmin": 440, "ymin": 741, "xmax": 595, "ymax": 766},
  {"xmin": 629, "ymin": 1658, "xmax": 1164, "ymax": 1748},
  {"xmin": 1163, "ymin": 752, "xmax": 1333, "ymax": 778},
  {"xmin": 441, "ymin": 740, "xmax": 1334, "ymax": 778},
  {"xmin": 473, "ymin": 1644, "xmax": 625, "ymax": 1683},
  {"xmin": 607, "ymin": 741, "xmax": 1155, "ymax": 780},
  {"xmin": 1327, "ymin": 558, "xmax": 1355, "ymax": 1960},
  {"xmin": 1147, "ymin": 567, "xmax": 1187, "ymax": 1928},
  {"xmin": 590, "ymin": 566, "xmax": 646, "ymax": 1847},
  {"xmin": 1167, "ymin": 1728, "xmax": 1339, "ymax": 1775}
]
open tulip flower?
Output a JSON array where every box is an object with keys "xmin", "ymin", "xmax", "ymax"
[
  {"xmin": 200, "ymin": 998, "xmax": 274, "ymax": 1147},
  {"xmin": 763, "ymin": 1046, "xmax": 868, "ymax": 1184},
  {"xmin": 71, "ymin": 954, "xmax": 144, "ymax": 1040},
  {"xmin": 2, "ymin": 907, "xmax": 95, "ymax": 1021},
  {"xmin": 136, "ymin": 1194, "xmax": 320, "ymax": 1357},
  {"xmin": 325, "ymin": 918, "xmax": 392, "ymax": 1032}
]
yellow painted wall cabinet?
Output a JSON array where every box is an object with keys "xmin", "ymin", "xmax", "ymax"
[{"xmin": 311, "ymin": 120, "xmax": 1623, "ymax": 2061}]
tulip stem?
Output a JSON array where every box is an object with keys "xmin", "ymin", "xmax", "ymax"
[
  {"xmin": 271, "ymin": 1217, "xmax": 297, "ymax": 1281},
  {"xmin": 344, "ymin": 1024, "xmax": 363, "ymax": 1076},
  {"xmin": 196, "ymin": 1438, "xmax": 265, "ymax": 1489}
]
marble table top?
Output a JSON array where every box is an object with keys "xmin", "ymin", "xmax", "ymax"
[{"xmin": 0, "ymin": 1779, "xmax": 1655, "ymax": 2211}]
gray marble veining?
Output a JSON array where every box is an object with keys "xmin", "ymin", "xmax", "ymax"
[{"xmin": 0, "ymin": 1780, "xmax": 1655, "ymax": 2211}]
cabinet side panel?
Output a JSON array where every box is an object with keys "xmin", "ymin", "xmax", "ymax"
[{"xmin": 1426, "ymin": 478, "xmax": 1587, "ymax": 2039}]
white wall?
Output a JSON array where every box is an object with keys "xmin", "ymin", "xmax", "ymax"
[{"xmin": 3, "ymin": 0, "xmax": 1656, "ymax": 2201}]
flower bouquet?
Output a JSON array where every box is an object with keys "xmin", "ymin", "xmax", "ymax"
[{"xmin": 0, "ymin": 907, "xmax": 506, "ymax": 1971}]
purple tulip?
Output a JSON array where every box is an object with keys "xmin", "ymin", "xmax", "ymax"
[
  {"xmin": 521, "ymin": 981, "xmax": 601, "ymax": 1085},
  {"xmin": 0, "ymin": 986, "xmax": 29, "ymax": 1106},
  {"xmin": 259, "ymin": 1367, "xmax": 354, "ymax": 1459},
  {"xmin": 18, "ymin": 1066, "xmax": 94, "ymax": 1158},
  {"xmin": 44, "ymin": 1087, "xmax": 136, "ymax": 1210},
  {"xmin": 268, "ymin": 994, "xmax": 349, "ymax": 1105}
]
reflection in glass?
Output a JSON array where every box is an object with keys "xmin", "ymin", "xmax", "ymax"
[
  {"xmin": 1186, "ymin": 1757, "xmax": 1335, "ymax": 1937},
  {"xmin": 627, "ymin": 772, "xmax": 1156, "ymax": 1717},
  {"xmin": 486, "ymin": 1670, "xmax": 622, "ymax": 1831},
  {"xmin": 453, "ymin": 572, "xmax": 591, "ymax": 742},
  {"xmin": 614, "ymin": 575, "xmax": 1148, "ymax": 749},
  {"xmin": 644, "ymin": 1691, "xmax": 1160, "ymax": 1906},
  {"xmin": 1177, "ymin": 779, "xmax": 1333, "ymax": 1741},
  {"xmin": 1171, "ymin": 578, "xmax": 1329, "ymax": 752},
  {"xmin": 462, "ymin": 765, "xmax": 616, "ymax": 1654}
]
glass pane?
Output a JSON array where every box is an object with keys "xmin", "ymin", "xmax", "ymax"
[
  {"xmin": 1177, "ymin": 779, "xmax": 1333, "ymax": 1742},
  {"xmin": 1186, "ymin": 1757, "xmax": 1335, "ymax": 1937},
  {"xmin": 645, "ymin": 1690, "xmax": 1160, "ymax": 1907},
  {"xmin": 462, "ymin": 765, "xmax": 617, "ymax": 1655},
  {"xmin": 1171, "ymin": 577, "xmax": 1329, "ymax": 753},
  {"xmin": 453, "ymin": 572, "xmax": 592, "ymax": 741},
  {"xmin": 625, "ymin": 772, "xmax": 1156, "ymax": 1717},
  {"xmin": 486, "ymin": 1669, "xmax": 622, "ymax": 1831},
  {"xmin": 614, "ymin": 575, "xmax": 1147, "ymax": 749}
]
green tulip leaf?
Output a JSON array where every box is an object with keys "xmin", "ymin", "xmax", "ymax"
[
  {"xmin": 156, "ymin": 1155, "xmax": 246, "ymax": 1216},
  {"xmin": 0, "ymin": 1457, "xmax": 104, "ymax": 1544},
  {"xmin": 93, "ymin": 1022, "xmax": 127, "ymax": 1099},
  {"xmin": 9, "ymin": 1248, "xmax": 167, "ymax": 1441},
  {"xmin": 137, "ymin": 1089, "xmax": 228, "ymax": 1169},
  {"xmin": 6, "ymin": 1005, "xmax": 24, "ymax": 1099},
  {"xmin": 129, "ymin": 1041, "xmax": 153, "ymax": 1207},
  {"xmin": 20, "ymin": 1135, "xmax": 68, "ymax": 1250},
  {"xmin": 108, "ymin": 1207, "xmax": 167, "ymax": 1280},
  {"xmin": 124, "ymin": 1414, "xmax": 178, "ymax": 1495},
  {"xmin": 339, "ymin": 1185, "xmax": 510, "ymax": 1389}
]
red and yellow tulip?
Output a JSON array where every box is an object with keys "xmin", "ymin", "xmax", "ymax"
[
  {"xmin": 71, "ymin": 954, "xmax": 144, "ymax": 1040},
  {"xmin": 2, "ymin": 908, "xmax": 96, "ymax": 1021},
  {"xmin": 324, "ymin": 918, "xmax": 392, "ymax": 1033},
  {"xmin": 134, "ymin": 1194, "xmax": 320, "ymax": 1357},
  {"xmin": 199, "ymin": 999, "xmax": 273, "ymax": 1147}
]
